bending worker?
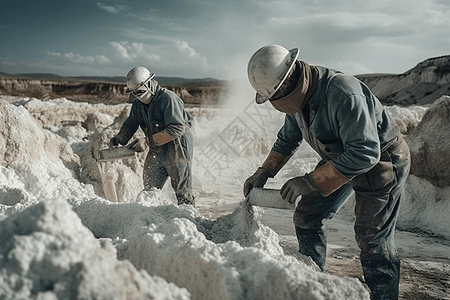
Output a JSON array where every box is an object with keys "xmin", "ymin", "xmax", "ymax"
[
  {"xmin": 244, "ymin": 45, "xmax": 410, "ymax": 300},
  {"xmin": 111, "ymin": 66, "xmax": 195, "ymax": 206}
]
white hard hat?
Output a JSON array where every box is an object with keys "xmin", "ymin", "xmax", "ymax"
[
  {"xmin": 247, "ymin": 45, "xmax": 299, "ymax": 104},
  {"xmin": 126, "ymin": 67, "xmax": 155, "ymax": 93}
]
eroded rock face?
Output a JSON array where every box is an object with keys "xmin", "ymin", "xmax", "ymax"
[
  {"xmin": 0, "ymin": 77, "xmax": 227, "ymax": 106},
  {"xmin": 0, "ymin": 78, "xmax": 129, "ymax": 104},
  {"xmin": 405, "ymin": 95, "xmax": 450, "ymax": 188},
  {"xmin": 357, "ymin": 55, "xmax": 450, "ymax": 106}
]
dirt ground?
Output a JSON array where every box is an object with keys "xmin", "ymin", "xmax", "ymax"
[
  {"xmin": 197, "ymin": 197, "xmax": 450, "ymax": 300},
  {"xmin": 324, "ymin": 220, "xmax": 449, "ymax": 300},
  {"xmin": 261, "ymin": 210, "xmax": 450, "ymax": 300}
]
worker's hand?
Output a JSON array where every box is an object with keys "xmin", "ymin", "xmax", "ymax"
[
  {"xmin": 281, "ymin": 175, "xmax": 317, "ymax": 204},
  {"xmin": 128, "ymin": 138, "xmax": 148, "ymax": 152},
  {"xmin": 243, "ymin": 167, "xmax": 271, "ymax": 197},
  {"xmin": 110, "ymin": 135, "xmax": 127, "ymax": 148}
]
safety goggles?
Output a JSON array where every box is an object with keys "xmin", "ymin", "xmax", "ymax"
[
  {"xmin": 126, "ymin": 73, "xmax": 155, "ymax": 95},
  {"xmin": 131, "ymin": 84, "xmax": 149, "ymax": 97}
]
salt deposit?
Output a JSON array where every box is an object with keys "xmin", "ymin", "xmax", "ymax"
[
  {"xmin": 1, "ymin": 94, "xmax": 449, "ymax": 299},
  {"xmin": 0, "ymin": 198, "xmax": 190, "ymax": 300}
]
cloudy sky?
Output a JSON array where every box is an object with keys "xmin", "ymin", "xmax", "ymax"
[{"xmin": 1, "ymin": 0, "xmax": 449, "ymax": 80}]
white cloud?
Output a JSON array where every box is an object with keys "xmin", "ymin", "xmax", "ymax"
[
  {"xmin": 109, "ymin": 42, "xmax": 131, "ymax": 60},
  {"xmin": 41, "ymin": 39, "xmax": 212, "ymax": 78},
  {"xmin": 96, "ymin": 2, "xmax": 128, "ymax": 14},
  {"xmin": 174, "ymin": 40, "xmax": 208, "ymax": 67},
  {"xmin": 109, "ymin": 41, "xmax": 160, "ymax": 62},
  {"xmin": 106, "ymin": 40, "xmax": 210, "ymax": 77},
  {"xmin": 5, "ymin": 0, "xmax": 447, "ymax": 79},
  {"xmin": 47, "ymin": 52, "xmax": 111, "ymax": 64}
]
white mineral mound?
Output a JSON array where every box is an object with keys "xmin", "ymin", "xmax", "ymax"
[{"xmin": 0, "ymin": 98, "xmax": 369, "ymax": 299}]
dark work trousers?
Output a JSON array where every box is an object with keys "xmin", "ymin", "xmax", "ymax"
[
  {"xmin": 143, "ymin": 151, "xmax": 195, "ymax": 206},
  {"xmin": 294, "ymin": 137, "xmax": 410, "ymax": 300}
]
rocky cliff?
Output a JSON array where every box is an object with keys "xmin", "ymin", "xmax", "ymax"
[
  {"xmin": 0, "ymin": 76, "xmax": 227, "ymax": 106},
  {"xmin": 357, "ymin": 55, "xmax": 450, "ymax": 106}
]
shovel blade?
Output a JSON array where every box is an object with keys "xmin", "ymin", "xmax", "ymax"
[
  {"xmin": 98, "ymin": 147, "xmax": 135, "ymax": 162},
  {"xmin": 247, "ymin": 187, "xmax": 294, "ymax": 210}
]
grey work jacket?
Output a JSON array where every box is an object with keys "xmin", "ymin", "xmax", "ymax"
[
  {"xmin": 272, "ymin": 65, "xmax": 399, "ymax": 179},
  {"xmin": 121, "ymin": 85, "xmax": 194, "ymax": 166}
]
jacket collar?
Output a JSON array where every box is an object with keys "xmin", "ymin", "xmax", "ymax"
[{"xmin": 307, "ymin": 66, "xmax": 342, "ymax": 109}]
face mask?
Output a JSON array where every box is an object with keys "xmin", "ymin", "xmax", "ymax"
[
  {"xmin": 133, "ymin": 89, "xmax": 152, "ymax": 104},
  {"xmin": 132, "ymin": 80, "xmax": 157, "ymax": 104},
  {"xmin": 270, "ymin": 82, "xmax": 307, "ymax": 115},
  {"xmin": 269, "ymin": 61, "xmax": 318, "ymax": 115}
]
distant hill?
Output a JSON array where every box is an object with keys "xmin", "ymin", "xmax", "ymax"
[
  {"xmin": 0, "ymin": 72, "xmax": 227, "ymax": 106},
  {"xmin": 0, "ymin": 72, "xmax": 222, "ymax": 86},
  {"xmin": 356, "ymin": 55, "xmax": 450, "ymax": 106},
  {"xmin": 1, "ymin": 54, "xmax": 450, "ymax": 106},
  {"xmin": 0, "ymin": 72, "xmax": 67, "ymax": 81}
]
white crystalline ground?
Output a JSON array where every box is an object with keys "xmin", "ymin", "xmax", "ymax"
[
  {"xmin": 0, "ymin": 168, "xmax": 368, "ymax": 299},
  {"xmin": 0, "ymin": 95, "xmax": 448, "ymax": 299},
  {"xmin": 0, "ymin": 198, "xmax": 190, "ymax": 300}
]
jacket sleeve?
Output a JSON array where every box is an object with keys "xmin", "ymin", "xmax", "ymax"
[
  {"xmin": 119, "ymin": 101, "xmax": 140, "ymax": 143},
  {"xmin": 159, "ymin": 92, "xmax": 187, "ymax": 139},
  {"xmin": 328, "ymin": 83, "xmax": 381, "ymax": 179},
  {"xmin": 272, "ymin": 114, "xmax": 303, "ymax": 156}
]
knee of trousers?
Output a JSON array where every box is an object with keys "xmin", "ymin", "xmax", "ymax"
[
  {"xmin": 294, "ymin": 209, "xmax": 329, "ymax": 230},
  {"xmin": 294, "ymin": 185, "xmax": 353, "ymax": 230}
]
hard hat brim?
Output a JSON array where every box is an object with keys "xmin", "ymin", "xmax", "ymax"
[{"xmin": 255, "ymin": 93, "xmax": 269, "ymax": 104}]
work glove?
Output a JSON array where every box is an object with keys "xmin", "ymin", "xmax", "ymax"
[
  {"xmin": 281, "ymin": 174, "xmax": 317, "ymax": 204},
  {"xmin": 110, "ymin": 134, "xmax": 127, "ymax": 148},
  {"xmin": 147, "ymin": 135, "xmax": 160, "ymax": 152},
  {"xmin": 128, "ymin": 138, "xmax": 149, "ymax": 152},
  {"xmin": 243, "ymin": 167, "xmax": 272, "ymax": 197}
]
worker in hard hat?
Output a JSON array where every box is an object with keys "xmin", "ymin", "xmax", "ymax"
[
  {"xmin": 111, "ymin": 67, "xmax": 195, "ymax": 206},
  {"xmin": 244, "ymin": 45, "xmax": 410, "ymax": 300}
]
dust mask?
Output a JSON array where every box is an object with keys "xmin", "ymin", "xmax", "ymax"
[{"xmin": 133, "ymin": 79, "xmax": 158, "ymax": 104}]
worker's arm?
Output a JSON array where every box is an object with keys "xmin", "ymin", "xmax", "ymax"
[
  {"xmin": 110, "ymin": 101, "xmax": 140, "ymax": 147},
  {"xmin": 150, "ymin": 91, "xmax": 187, "ymax": 147},
  {"xmin": 271, "ymin": 114, "xmax": 303, "ymax": 157}
]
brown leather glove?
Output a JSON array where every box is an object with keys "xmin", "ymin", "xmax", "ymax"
[
  {"xmin": 243, "ymin": 151, "xmax": 291, "ymax": 196},
  {"xmin": 261, "ymin": 151, "xmax": 291, "ymax": 177},
  {"xmin": 151, "ymin": 131, "xmax": 173, "ymax": 147},
  {"xmin": 243, "ymin": 167, "xmax": 272, "ymax": 197},
  {"xmin": 281, "ymin": 175, "xmax": 317, "ymax": 203},
  {"xmin": 281, "ymin": 161, "xmax": 350, "ymax": 203},
  {"xmin": 309, "ymin": 161, "xmax": 349, "ymax": 197}
]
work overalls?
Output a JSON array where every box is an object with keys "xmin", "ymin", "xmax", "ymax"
[
  {"xmin": 121, "ymin": 86, "xmax": 195, "ymax": 205},
  {"xmin": 273, "ymin": 66, "xmax": 410, "ymax": 300}
]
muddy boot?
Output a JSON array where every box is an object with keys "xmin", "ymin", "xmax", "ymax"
[
  {"xmin": 361, "ymin": 256, "xmax": 400, "ymax": 300},
  {"xmin": 295, "ymin": 227, "xmax": 327, "ymax": 271}
]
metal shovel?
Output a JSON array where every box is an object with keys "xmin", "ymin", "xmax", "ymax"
[
  {"xmin": 98, "ymin": 146, "xmax": 136, "ymax": 162},
  {"xmin": 96, "ymin": 146, "xmax": 137, "ymax": 202},
  {"xmin": 246, "ymin": 187, "xmax": 295, "ymax": 210}
]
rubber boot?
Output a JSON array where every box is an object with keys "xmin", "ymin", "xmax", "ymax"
[
  {"xmin": 361, "ymin": 256, "xmax": 400, "ymax": 300},
  {"xmin": 295, "ymin": 227, "xmax": 327, "ymax": 271}
]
